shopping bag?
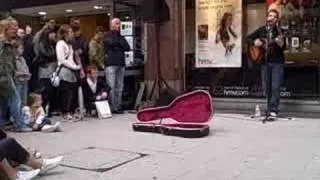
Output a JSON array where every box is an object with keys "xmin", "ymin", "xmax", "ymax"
[{"xmin": 95, "ymin": 100, "xmax": 112, "ymax": 119}]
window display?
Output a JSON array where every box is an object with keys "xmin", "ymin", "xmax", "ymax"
[
  {"xmin": 185, "ymin": 0, "xmax": 320, "ymax": 99},
  {"xmin": 267, "ymin": 0, "xmax": 320, "ymax": 64}
]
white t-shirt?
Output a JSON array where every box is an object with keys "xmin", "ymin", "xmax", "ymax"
[{"xmin": 87, "ymin": 78, "xmax": 97, "ymax": 93}]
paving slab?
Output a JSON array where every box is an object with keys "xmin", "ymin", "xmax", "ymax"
[{"xmin": 61, "ymin": 147, "xmax": 144, "ymax": 172}]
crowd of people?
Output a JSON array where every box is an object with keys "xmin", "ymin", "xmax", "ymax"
[
  {"xmin": 0, "ymin": 16, "xmax": 130, "ymax": 132},
  {"xmin": 0, "ymin": 15, "xmax": 130, "ymax": 179}
]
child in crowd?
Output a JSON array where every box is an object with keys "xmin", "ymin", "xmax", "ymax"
[
  {"xmin": 22, "ymin": 93, "xmax": 61, "ymax": 132},
  {"xmin": 14, "ymin": 42, "xmax": 31, "ymax": 106}
]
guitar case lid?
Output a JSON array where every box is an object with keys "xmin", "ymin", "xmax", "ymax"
[{"xmin": 133, "ymin": 90, "xmax": 214, "ymax": 138}]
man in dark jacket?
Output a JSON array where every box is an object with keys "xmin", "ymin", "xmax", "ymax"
[
  {"xmin": 23, "ymin": 25, "xmax": 35, "ymax": 67},
  {"xmin": 247, "ymin": 9, "xmax": 286, "ymax": 120},
  {"xmin": 104, "ymin": 18, "xmax": 130, "ymax": 113},
  {"xmin": 23, "ymin": 25, "xmax": 35, "ymax": 92},
  {"xmin": 71, "ymin": 18, "xmax": 89, "ymax": 68},
  {"xmin": 81, "ymin": 65, "xmax": 111, "ymax": 115}
]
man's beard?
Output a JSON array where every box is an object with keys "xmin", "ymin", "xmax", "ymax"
[{"xmin": 267, "ymin": 19, "xmax": 276, "ymax": 26}]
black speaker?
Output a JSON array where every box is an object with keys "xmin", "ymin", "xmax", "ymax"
[
  {"xmin": 140, "ymin": 0, "xmax": 170, "ymax": 23},
  {"xmin": 155, "ymin": 88, "xmax": 179, "ymax": 107},
  {"xmin": 0, "ymin": 0, "xmax": 13, "ymax": 12}
]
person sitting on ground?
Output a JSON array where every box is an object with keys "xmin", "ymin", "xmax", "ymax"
[
  {"xmin": 22, "ymin": 93, "xmax": 61, "ymax": 132},
  {"xmin": 1, "ymin": 156, "xmax": 39, "ymax": 180},
  {"xmin": 81, "ymin": 65, "xmax": 111, "ymax": 115},
  {"xmin": 0, "ymin": 130, "xmax": 63, "ymax": 179}
]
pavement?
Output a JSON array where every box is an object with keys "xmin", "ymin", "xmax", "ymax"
[{"xmin": 9, "ymin": 113, "xmax": 320, "ymax": 180}]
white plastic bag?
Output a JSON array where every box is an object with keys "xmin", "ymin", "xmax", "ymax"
[{"xmin": 95, "ymin": 100, "xmax": 112, "ymax": 119}]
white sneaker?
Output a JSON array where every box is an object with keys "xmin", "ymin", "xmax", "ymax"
[
  {"xmin": 40, "ymin": 156, "xmax": 64, "ymax": 175},
  {"xmin": 267, "ymin": 112, "xmax": 278, "ymax": 121},
  {"xmin": 54, "ymin": 122, "xmax": 63, "ymax": 132},
  {"xmin": 62, "ymin": 114, "xmax": 73, "ymax": 122},
  {"xmin": 16, "ymin": 169, "xmax": 40, "ymax": 180},
  {"xmin": 270, "ymin": 112, "xmax": 277, "ymax": 117},
  {"xmin": 41, "ymin": 122, "xmax": 61, "ymax": 132}
]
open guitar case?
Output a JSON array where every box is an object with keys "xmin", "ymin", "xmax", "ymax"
[{"xmin": 132, "ymin": 90, "xmax": 213, "ymax": 138}]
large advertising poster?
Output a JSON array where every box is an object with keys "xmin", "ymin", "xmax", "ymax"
[{"xmin": 195, "ymin": 0, "xmax": 242, "ymax": 68}]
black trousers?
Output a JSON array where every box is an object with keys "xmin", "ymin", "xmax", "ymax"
[
  {"xmin": 29, "ymin": 64, "xmax": 39, "ymax": 93},
  {"xmin": 38, "ymin": 78, "xmax": 59, "ymax": 113},
  {"xmin": 0, "ymin": 138, "xmax": 29, "ymax": 164},
  {"xmin": 59, "ymin": 81, "xmax": 78, "ymax": 114}
]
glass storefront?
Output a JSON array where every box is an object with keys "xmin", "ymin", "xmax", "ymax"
[{"xmin": 185, "ymin": 0, "xmax": 320, "ymax": 100}]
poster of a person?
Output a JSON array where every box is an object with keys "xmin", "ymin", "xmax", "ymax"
[
  {"xmin": 196, "ymin": 0, "xmax": 242, "ymax": 68},
  {"xmin": 215, "ymin": 12, "xmax": 238, "ymax": 57}
]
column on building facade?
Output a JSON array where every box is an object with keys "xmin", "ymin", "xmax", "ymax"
[{"xmin": 144, "ymin": 0, "xmax": 185, "ymax": 98}]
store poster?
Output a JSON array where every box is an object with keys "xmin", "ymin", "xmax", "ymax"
[
  {"xmin": 195, "ymin": 0, "xmax": 242, "ymax": 68},
  {"xmin": 120, "ymin": 21, "xmax": 133, "ymax": 36},
  {"xmin": 121, "ymin": 21, "xmax": 135, "ymax": 67}
]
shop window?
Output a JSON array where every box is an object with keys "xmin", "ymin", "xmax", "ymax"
[{"xmin": 185, "ymin": 0, "xmax": 320, "ymax": 99}]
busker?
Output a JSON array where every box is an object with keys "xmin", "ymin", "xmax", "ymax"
[{"xmin": 247, "ymin": 9, "xmax": 286, "ymax": 121}]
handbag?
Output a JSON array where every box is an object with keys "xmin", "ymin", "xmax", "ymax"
[
  {"xmin": 50, "ymin": 65, "xmax": 63, "ymax": 87},
  {"xmin": 51, "ymin": 44, "xmax": 71, "ymax": 87}
]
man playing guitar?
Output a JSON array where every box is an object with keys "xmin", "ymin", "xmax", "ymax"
[{"xmin": 247, "ymin": 9, "xmax": 286, "ymax": 121}]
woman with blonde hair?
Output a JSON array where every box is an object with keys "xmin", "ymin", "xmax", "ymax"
[{"xmin": 0, "ymin": 17, "xmax": 32, "ymax": 132}]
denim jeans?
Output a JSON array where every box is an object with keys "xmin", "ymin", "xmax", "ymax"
[
  {"xmin": 7, "ymin": 76, "xmax": 27, "ymax": 129},
  {"xmin": 105, "ymin": 66, "xmax": 125, "ymax": 111},
  {"xmin": 15, "ymin": 81, "xmax": 28, "ymax": 107},
  {"xmin": 261, "ymin": 62, "xmax": 284, "ymax": 114}
]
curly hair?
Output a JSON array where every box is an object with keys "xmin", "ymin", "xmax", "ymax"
[{"xmin": 0, "ymin": 16, "xmax": 18, "ymax": 40}]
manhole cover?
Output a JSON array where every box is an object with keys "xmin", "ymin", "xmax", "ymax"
[{"xmin": 61, "ymin": 147, "xmax": 147, "ymax": 172}]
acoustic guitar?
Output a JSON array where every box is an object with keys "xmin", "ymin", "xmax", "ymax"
[
  {"xmin": 248, "ymin": 25, "xmax": 284, "ymax": 65},
  {"xmin": 248, "ymin": 43, "xmax": 265, "ymax": 64},
  {"xmin": 247, "ymin": 35, "xmax": 284, "ymax": 64}
]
